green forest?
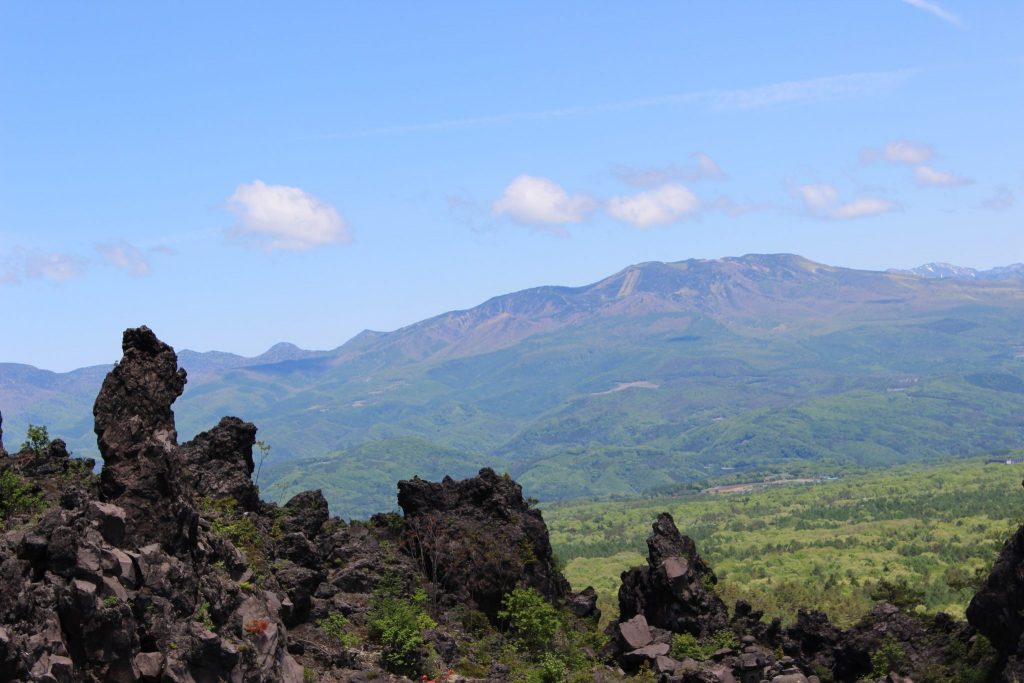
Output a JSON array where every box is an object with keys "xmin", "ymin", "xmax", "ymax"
[{"xmin": 545, "ymin": 458, "xmax": 1024, "ymax": 627}]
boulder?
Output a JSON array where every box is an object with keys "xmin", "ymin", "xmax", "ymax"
[
  {"xmin": 282, "ymin": 490, "xmax": 330, "ymax": 538},
  {"xmin": 617, "ymin": 614, "xmax": 654, "ymax": 650},
  {"xmin": 568, "ymin": 585, "xmax": 601, "ymax": 620},
  {"xmin": 88, "ymin": 501, "xmax": 127, "ymax": 546}
]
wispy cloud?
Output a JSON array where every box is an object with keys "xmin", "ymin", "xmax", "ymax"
[
  {"xmin": 226, "ymin": 180, "xmax": 351, "ymax": 251},
  {"xmin": 615, "ymin": 152, "xmax": 726, "ymax": 187},
  {"xmin": 981, "ymin": 187, "xmax": 1015, "ymax": 211},
  {"xmin": 96, "ymin": 240, "xmax": 151, "ymax": 276},
  {"xmin": 795, "ymin": 183, "xmax": 899, "ymax": 220},
  {"xmin": 861, "ymin": 140, "xmax": 934, "ymax": 165},
  {"xmin": 914, "ymin": 165, "xmax": 973, "ymax": 187},
  {"xmin": 607, "ymin": 184, "xmax": 701, "ymax": 228},
  {"xmin": 1, "ymin": 249, "xmax": 88, "ymax": 285},
  {"xmin": 316, "ymin": 69, "xmax": 915, "ymax": 139},
  {"xmin": 492, "ymin": 175, "xmax": 596, "ymax": 231},
  {"xmin": 901, "ymin": 0, "xmax": 964, "ymax": 27}
]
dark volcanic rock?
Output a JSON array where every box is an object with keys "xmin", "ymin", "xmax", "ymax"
[
  {"xmin": 94, "ymin": 326, "xmax": 190, "ymax": 547},
  {"xmin": 177, "ymin": 416, "xmax": 260, "ymax": 511},
  {"xmin": 569, "ymin": 585, "xmax": 601, "ymax": 620},
  {"xmin": 282, "ymin": 490, "xmax": 330, "ymax": 538},
  {"xmin": 968, "ymin": 508, "xmax": 1024, "ymax": 679},
  {"xmin": 0, "ymin": 409, "xmax": 6, "ymax": 456},
  {"xmin": 94, "ymin": 326, "xmax": 186, "ymax": 458},
  {"xmin": 397, "ymin": 468, "xmax": 571, "ymax": 618},
  {"xmin": 1, "ymin": 328, "xmax": 306, "ymax": 683},
  {"xmin": 616, "ymin": 512, "xmax": 728, "ymax": 637}
]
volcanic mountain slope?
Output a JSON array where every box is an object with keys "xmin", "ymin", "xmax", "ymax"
[{"xmin": 6, "ymin": 254, "xmax": 1024, "ymax": 516}]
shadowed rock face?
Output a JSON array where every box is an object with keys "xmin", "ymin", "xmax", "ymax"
[
  {"xmin": 94, "ymin": 327, "xmax": 190, "ymax": 548},
  {"xmin": 94, "ymin": 326, "xmax": 186, "ymax": 460},
  {"xmin": 0, "ymin": 327, "xmax": 306, "ymax": 683},
  {"xmin": 616, "ymin": 512, "xmax": 728, "ymax": 637},
  {"xmin": 397, "ymin": 468, "xmax": 571, "ymax": 618},
  {"xmin": 968, "ymin": 500, "xmax": 1024, "ymax": 680}
]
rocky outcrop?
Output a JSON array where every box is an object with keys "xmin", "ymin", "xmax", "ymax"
[
  {"xmin": 968, "ymin": 499, "xmax": 1024, "ymax": 681},
  {"xmin": 2, "ymin": 327, "xmax": 306, "ymax": 682},
  {"xmin": 0, "ymin": 409, "xmax": 6, "ymax": 456},
  {"xmin": 177, "ymin": 416, "xmax": 261, "ymax": 512},
  {"xmin": 3, "ymin": 326, "xmax": 597, "ymax": 682},
  {"xmin": 94, "ymin": 326, "xmax": 191, "ymax": 548},
  {"xmin": 617, "ymin": 512, "xmax": 728, "ymax": 637},
  {"xmin": 397, "ymin": 468, "xmax": 571, "ymax": 618}
]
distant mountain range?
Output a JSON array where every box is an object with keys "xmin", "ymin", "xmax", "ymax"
[
  {"xmin": 4, "ymin": 253, "xmax": 1024, "ymax": 517},
  {"xmin": 889, "ymin": 262, "xmax": 1024, "ymax": 280}
]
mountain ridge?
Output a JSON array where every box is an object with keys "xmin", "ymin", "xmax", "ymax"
[{"xmin": 5, "ymin": 253, "xmax": 1024, "ymax": 516}]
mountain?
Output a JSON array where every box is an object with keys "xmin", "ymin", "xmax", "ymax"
[
  {"xmin": 5, "ymin": 253, "xmax": 1024, "ymax": 516},
  {"xmin": 890, "ymin": 262, "xmax": 1024, "ymax": 280}
]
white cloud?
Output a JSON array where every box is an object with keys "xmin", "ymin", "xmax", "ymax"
[
  {"xmin": 492, "ymin": 175, "xmax": 595, "ymax": 227},
  {"xmin": 862, "ymin": 140, "xmax": 934, "ymax": 165},
  {"xmin": 885, "ymin": 141, "xmax": 934, "ymax": 164},
  {"xmin": 796, "ymin": 183, "xmax": 898, "ymax": 220},
  {"xmin": 982, "ymin": 187, "xmax": 1015, "ymax": 211},
  {"xmin": 607, "ymin": 184, "xmax": 700, "ymax": 228},
  {"xmin": 227, "ymin": 180, "xmax": 350, "ymax": 251},
  {"xmin": 615, "ymin": 152, "xmax": 725, "ymax": 187},
  {"xmin": 96, "ymin": 241, "xmax": 151, "ymax": 276},
  {"xmin": 23, "ymin": 251, "xmax": 87, "ymax": 282},
  {"xmin": 901, "ymin": 0, "xmax": 963, "ymax": 27},
  {"xmin": 914, "ymin": 165, "xmax": 973, "ymax": 187}
]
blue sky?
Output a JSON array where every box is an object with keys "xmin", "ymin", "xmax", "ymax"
[{"xmin": 1, "ymin": 1, "xmax": 1021, "ymax": 370}]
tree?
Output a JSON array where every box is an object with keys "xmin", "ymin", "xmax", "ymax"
[
  {"xmin": 20, "ymin": 424, "xmax": 50, "ymax": 457},
  {"xmin": 254, "ymin": 440, "xmax": 270, "ymax": 486}
]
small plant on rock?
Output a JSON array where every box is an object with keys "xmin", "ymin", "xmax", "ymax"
[
  {"xmin": 871, "ymin": 635, "xmax": 906, "ymax": 678},
  {"xmin": 0, "ymin": 469, "xmax": 43, "ymax": 521},
  {"xmin": 195, "ymin": 601, "xmax": 215, "ymax": 630},
  {"xmin": 317, "ymin": 613, "xmax": 360, "ymax": 648},
  {"xmin": 367, "ymin": 584, "xmax": 436, "ymax": 677},
  {"xmin": 498, "ymin": 586, "xmax": 560, "ymax": 652},
  {"xmin": 20, "ymin": 424, "xmax": 50, "ymax": 456}
]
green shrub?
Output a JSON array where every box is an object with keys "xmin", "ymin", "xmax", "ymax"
[
  {"xmin": 0, "ymin": 469, "xmax": 43, "ymax": 521},
  {"xmin": 317, "ymin": 612, "xmax": 360, "ymax": 648},
  {"xmin": 20, "ymin": 424, "xmax": 50, "ymax": 456},
  {"xmin": 669, "ymin": 629, "xmax": 738, "ymax": 661},
  {"xmin": 539, "ymin": 652, "xmax": 567, "ymax": 683},
  {"xmin": 194, "ymin": 601, "xmax": 215, "ymax": 630},
  {"xmin": 498, "ymin": 587, "xmax": 560, "ymax": 652},
  {"xmin": 871, "ymin": 636, "xmax": 906, "ymax": 677},
  {"xmin": 367, "ymin": 586, "xmax": 435, "ymax": 676},
  {"xmin": 870, "ymin": 578, "xmax": 925, "ymax": 612}
]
